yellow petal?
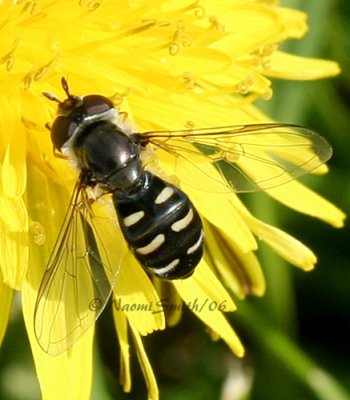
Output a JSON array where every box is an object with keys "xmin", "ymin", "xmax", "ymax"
[
  {"xmin": 229, "ymin": 194, "xmax": 318, "ymax": 270},
  {"xmin": 152, "ymin": 279, "xmax": 184, "ymax": 327},
  {"xmin": 261, "ymin": 51, "xmax": 340, "ymax": 80},
  {"xmin": 267, "ymin": 180, "xmax": 346, "ymax": 228},
  {"xmin": 130, "ymin": 91, "xmax": 258, "ymax": 132},
  {"xmin": 23, "ymin": 165, "xmax": 94, "ymax": 399},
  {"xmin": 0, "ymin": 90, "xmax": 25, "ymax": 199},
  {"xmin": 153, "ymin": 47, "xmax": 232, "ymax": 76},
  {"xmin": 189, "ymin": 190, "xmax": 257, "ymax": 253},
  {"xmin": 204, "ymin": 220, "xmax": 265, "ymax": 298},
  {"xmin": 188, "ymin": 259, "xmax": 237, "ymax": 312},
  {"xmin": 212, "ymin": 4, "xmax": 304, "ymax": 56},
  {"xmin": 311, "ymin": 164, "xmax": 329, "ymax": 175},
  {"xmin": 0, "ymin": 273, "xmax": 13, "ymax": 346},
  {"xmin": 113, "ymin": 309, "xmax": 131, "ymax": 393},
  {"xmin": 25, "ymin": 112, "xmax": 77, "ymax": 186},
  {"xmin": 277, "ymin": 7, "xmax": 308, "ymax": 39},
  {"xmin": 129, "ymin": 322, "xmax": 159, "ymax": 400},
  {"xmin": 173, "ymin": 261, "xmax": 244, "ymax": 357},
  {"xmin": 0, "ymin": 90, "xmax": 21, "ymax": 150},
  {"xmin": 0, "ymin": 196, "xmax": 28, "ymax": 232},
  {"xmin": 114, "ymin": 251, "xmax": 165, "ymax": 335},
  {"xmin": 203, "ymin": 2, "xmax": 307, "ymax": 41},
  {"xmin": 245, "ymin": 213, "xmax": 317, "ymax": 271},
  {"xmin": 25, "ymin": 164, "xmax": 74, "ymax": 285},
  {"xmin": 0, "ymin": 221, "xmax": 28, "ymax": 289},
  {"xmin": 22, "ymin": 277, "xmax": 94, "ymax": 400},
  {"xmin": 1, "ymin": 134, "xmax": 26, "ymax": 198},
  {"xmin": 201, "ymin": 63, "xmax": 271, "ymax": 97},
  {"xmin": 21, "ymin": 91, "xmax": 53, "ymax": 130}
]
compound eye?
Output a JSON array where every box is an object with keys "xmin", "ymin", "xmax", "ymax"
[
  {"xmin": 51, "ymin": 116, "xmax": 78, "ymax": 151},
  {"xmin": 83, "ymin": 95, "xmax": 114, "ymax": 116}
]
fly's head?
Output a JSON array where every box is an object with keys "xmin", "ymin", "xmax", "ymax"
[{"xmin": 43, "ymin": 77, "xmax": 116, "ymax": 152}]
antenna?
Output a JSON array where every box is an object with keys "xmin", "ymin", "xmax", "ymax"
[
  {"xmin": 42, "ymin": 76, "xmax": 71, "ymax": 103},
  {"xmin": 61, "ymin": 76, "xmax": 71, "ymax": 98},
  {"xmin": 42, "ymin": 91, "xmax": 61, "ymax": 103}
]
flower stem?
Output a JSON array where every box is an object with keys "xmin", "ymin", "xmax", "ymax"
[{"xmin": 235, "ymin": 301, "xmax": 350, "ymax": 400}]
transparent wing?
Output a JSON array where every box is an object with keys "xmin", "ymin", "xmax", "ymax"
[
  {"xmin": 139, "ymin": 123, "xmax": 332, "ymax": 192},
  {"xmin": 34, "ymin": 177, "xmax": 122, "ymax": 355}
]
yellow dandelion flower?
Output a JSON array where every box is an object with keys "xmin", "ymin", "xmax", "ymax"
[{"xmin": 0, "ymin": 0, "xmax": 346, "ymax": 399}]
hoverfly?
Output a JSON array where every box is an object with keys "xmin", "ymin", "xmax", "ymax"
[{"xmin": 34, "ymin": 77, "xmax": 332, "ymax": 355}]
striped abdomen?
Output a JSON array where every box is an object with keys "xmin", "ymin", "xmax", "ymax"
[{"xmin": 113, "ymin": 172, "xmax": 203, "ymax": 279}]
